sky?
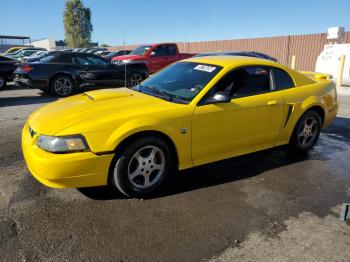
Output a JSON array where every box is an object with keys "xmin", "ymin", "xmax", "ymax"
[{"xmin": 0, "ymin": 0, "xmax": 350, "ymax": 46}]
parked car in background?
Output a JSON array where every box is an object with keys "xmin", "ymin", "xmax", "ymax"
[
  {"xmin": 102, "ymin": 50, "xmax": 131, "ymax": 60},
  {"xmin": 78, "ymin": 48, "xmax": 89, "ymax": 53},
  {"xmin": 112, "ymin": 43, "xmax": 195, "ymax": 74},
  {"xmin": 14, "ymin": 52, "xmax": 148, "ymax": 97},
  {"xmin": 21, "ymin": 56, "xmax": 338, "ymax": 197},
  {"xmin": 0, "ymin": 56, "xmax": 20, "ymax": 89},
  {"xmin": 1, "ymin": 46, "xmax": 23, "ymax": 55},
  {"xmin": 194, "ymin": 51, "xmax": 278, "ymax": 62},
  {"xmin": 5, "ymin": 47, "xmax": 46, "ymax": 56},
  {"xmin": 24, "ymin": 51, "xmax": 61, "ymax": 63},
  {"xmin": 87, "ymin": 47, "xmax": 108, "ymax": 54},
  {"xmin": 61, "ymin": 48, "xmax": 74, "ymax": 52},
  {"xmin": 6, "ymin": 49, "xmax": 40, "ymax": 61}
]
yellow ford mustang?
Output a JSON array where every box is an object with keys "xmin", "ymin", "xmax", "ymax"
[{"xmin": 22, "ymin": 56, "xmax": 338, "ymax": 197}]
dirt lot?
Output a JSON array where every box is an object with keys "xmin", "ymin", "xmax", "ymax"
[{"xmin": 1, "ymin": 85, "xmax": 350, "ymax": 262}]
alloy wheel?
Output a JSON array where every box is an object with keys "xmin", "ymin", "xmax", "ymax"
[
  {"xmin": 127, "ymin": 146, "xmax": 166, "ymax": 189},
  {"xmin": 297, "ymin": 117, "xmax": 318, "ymax": 148},
  {"xmin": 130, "ymin": 73, "xmax": 143, "ymax": 87},
  {"xmin": 54, "ymin": 78, "xmax": 72, "ymax": 96}
]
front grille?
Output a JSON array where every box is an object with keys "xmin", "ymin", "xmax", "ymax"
[{"xmin": 29, "ymin": 126, "xmax": 36, "ymax": 138}]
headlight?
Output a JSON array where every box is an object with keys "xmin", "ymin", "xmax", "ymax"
[
  {"xmin": 122, "ymin": 59, "xmax": 131, "ymax": 63},
  {"xmin": 37, "ymin": 135, "xmax": 89, "ymax": 153}
]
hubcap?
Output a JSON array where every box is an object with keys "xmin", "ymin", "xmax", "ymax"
[
  {"xmin": 127, "ymin": 146, "xmax": 165, "ymax": 189},
  {"xmin": 0, "ymin": 76, "xmax": 4, "ymax": 88},
  {"xmin": 55, "ymin": 78, "xmax": 72, "ymax": 96},
  {"xmin": 130, "ymin": 73, "xmax": 143, "ymax": 87},
  {"xmin": 297, "ymin": 117, "xmax": 318, "ymax": 147}
]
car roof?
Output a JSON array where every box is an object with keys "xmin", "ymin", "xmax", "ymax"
[{"xmin": 184, "ymin": 55, "xmax": 278, "ymax": 68}]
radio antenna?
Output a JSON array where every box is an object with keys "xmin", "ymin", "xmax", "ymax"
[
  {"xmin": 123, "ymin": 30, "xmax": 127, "ymax": 87},
  {"xmin": 124, "ymin": 40, "xmax": 127, "ymax": 87}
]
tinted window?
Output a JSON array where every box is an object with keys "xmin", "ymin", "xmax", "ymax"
[
  {"xmin": 72, "ymin": 55, "xmax": 107, "ymax": 65},
  {"xmin": 211, "ymin": 67, "xmax": 271, "ymax": 98},
  {"xmin": 85, "ymin": 55, "xmax": 108, "ymax": 65},
  {"xmin": 54, "ymin": 53, "xmax": 72, "ymax": 63},
  {"xmin": 167, "ymin": 45, "xmax": 177, "ymax": 55},
  {"xmin": 72, "ymin": 56, "xmax": 91, "ymax": 65},
  {"xmin": 153, "ymin": 45, "xmax": 176, "ymax": 56},
  {"xmin": 272, "ymin": 68, "xmax": 295, "ymax": 90}
]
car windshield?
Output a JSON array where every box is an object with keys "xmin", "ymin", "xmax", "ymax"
[
  {"xmin": 134, "ymin": 62, "xmax": 222, "ymax": 104},
  {"xmin": 130, "ymin": 45, "xmax": 152, "ymax": 56}
]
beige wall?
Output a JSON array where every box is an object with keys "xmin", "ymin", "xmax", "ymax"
[{"xmin": 109, "ymin": 32, "xmax": 350, "ymax": 71}]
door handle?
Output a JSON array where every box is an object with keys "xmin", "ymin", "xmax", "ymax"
[{"xmin": 267, "ymin": 100, "xmax": 278, "ymax": 105}]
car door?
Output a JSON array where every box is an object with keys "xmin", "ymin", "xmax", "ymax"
[
  {"xmin": 192, "ymin": 66, "xmax": 284, "ymax": 166},
  {"xmin": 148, "ymin": 45, "xmax": 176, "ymax": 72},
  {"xmin": 74, "ymin": 54, "xmax": 114, "ymax": 86},
  {"xmin": 162, "ymin": 44, "xmax": 179, "ymax": 66}
]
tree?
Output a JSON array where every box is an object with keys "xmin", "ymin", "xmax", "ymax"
[
  {"xmin": 63, "ymin": 0, "xmax": 93, "ymax": 48},
  {"xmin": 100, "ymin": 43, "xmax": 110, "ymax": 47}
]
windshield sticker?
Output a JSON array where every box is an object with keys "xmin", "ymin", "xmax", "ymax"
[{"xmin": 194, "ymin": 65, "xmax": 216, "ymax": 73}]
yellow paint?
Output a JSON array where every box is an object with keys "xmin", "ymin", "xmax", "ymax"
[
  {"xmin": 22, "ymin": 56, "xmax": 338, "ymax": 189},
  {"xmin": 336, "ymin": 55, "xmax": 345, "ymax": 86}
]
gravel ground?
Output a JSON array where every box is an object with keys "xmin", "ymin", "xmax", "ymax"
[{"xmin": 0, "ymin": 85, "xmax": 350, "ymax": 262}]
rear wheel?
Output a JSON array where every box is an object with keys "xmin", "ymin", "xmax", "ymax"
[
  {"xmin": 127, "ymin": 72, "xmax": 144, "ymax": 87},
  {"xmin": 0, "ymin": 75, "xmax": 7, "ymax": 89},
  {"xmin": 50, "ymin": 75, "xmax": 74, "ymax": 97},
  {"xmin": 290, "ymin": 110, "xmax": 322, "ymax": 152},
  {"xmin": 109, "ymin": 136, "xmax": 175, "ymax": 198}
]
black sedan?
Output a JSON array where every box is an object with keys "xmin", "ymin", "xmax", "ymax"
[
  {"xmin": 14, "ymin": 52, "xmax": 148, "ymax": 97},
  {"xmin": 194, "ymin": 51, "xmax": 278, "ymax": 62},
  {"xmin": 0, "ymin": 56, "xmax": 20, "ymax": 89}
]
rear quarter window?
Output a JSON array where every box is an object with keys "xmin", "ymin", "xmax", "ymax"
[{"xmin": 272, "ymin": 68, "xmax": 295, "ymax": 90}]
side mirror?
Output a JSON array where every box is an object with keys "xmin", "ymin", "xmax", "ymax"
[{"xmin": 202, "ymin": 91, "xmax": 231, "ymax": 105}]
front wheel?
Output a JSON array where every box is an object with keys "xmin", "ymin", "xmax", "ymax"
[
  {"xmin": 127, "ymin": 72, "xmax": 144, "ymax": 87},
  {"xmin": 109, "ymin": 136, "xmax": 175, "ymax": 198},
  {"xmin": 50, "ymin": 75, "xmax": 74, "ymax": 97},
  {"xmin": 289, "ymin": 110, "xmax": 322, "ymax": 152}
]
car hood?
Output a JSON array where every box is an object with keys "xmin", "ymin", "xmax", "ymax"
[
  {"xmin": 28, "ymin": 88, "xmax": 180, "ymax": 136},
  {"xmin": 111, "ymin": 54, "xmax": 144, "ymax": 61}
]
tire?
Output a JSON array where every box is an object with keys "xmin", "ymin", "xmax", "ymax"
[
  {"xmin": 109, "ymin": 136, "xmax": 175, "ymax": 198},
  {"xmin": 0, "ymin": 75, "xmax": 7, "ymax": 89},
  {"xmin": 50, "ymin": 75, "xmax": 74, "ymax": 97},
  {"xmin": 289, "ymin": 110, "xmax": 322, "ymax": 152},
  {"xmin": 127, "ymin": 72, "xmax": 144, "ymax": 87}
]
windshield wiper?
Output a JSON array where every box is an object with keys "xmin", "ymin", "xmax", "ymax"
[{"xmin": 138, "ymin": 85, "xmax": 173, "ymax": 101}]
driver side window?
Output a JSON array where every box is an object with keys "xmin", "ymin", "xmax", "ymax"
[{"xmin": 210, "ymin": 66, "xmax": 272, "ymax": 98}]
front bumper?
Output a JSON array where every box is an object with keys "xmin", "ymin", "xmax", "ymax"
[{"xmin": 22, "ymin": 121, "xmax": 114, "ymax": 188}]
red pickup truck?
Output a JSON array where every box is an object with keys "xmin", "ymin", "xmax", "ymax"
[{"xmin": 111, "ymin": 43, "xmax": 195, "ymax": 74}]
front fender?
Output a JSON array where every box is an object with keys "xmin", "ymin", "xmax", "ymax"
[
  {"xmin": 105, "ymin": 117, "xmax": 165, "ymax": 150},
  {"xmin": 102, "ymin": 116, "xmax": 193, "ymax": 170}
]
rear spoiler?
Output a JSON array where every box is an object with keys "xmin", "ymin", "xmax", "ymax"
[{"xmin": 301, "ymin": 71, "xmax": 333, "ymax": 80}]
